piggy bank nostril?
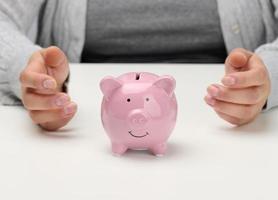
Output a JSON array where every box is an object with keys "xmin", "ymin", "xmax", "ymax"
[
  {"xmin": 139, "ymin": 118, "xmax": 147, "ymax": 124},
  {"xmin": 132, "ymin": 118, "xmax": 138, "ymax": 124}
]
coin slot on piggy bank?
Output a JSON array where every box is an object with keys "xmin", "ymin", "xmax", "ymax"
[
  {"xmin": 100, "ymin": 72, "xmax": 178, "ymax": 156},
  {"xmin": 135, "ymin": 73, "xmax": 140, "ymax": 80}
]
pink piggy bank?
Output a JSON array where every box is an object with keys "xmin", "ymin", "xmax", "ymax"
[{"xmin": 100, "ymin": 72, "xmax": 177, "ymax": 156}]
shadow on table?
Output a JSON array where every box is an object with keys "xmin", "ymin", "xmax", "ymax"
[
  {"xmin": 35, "ymin": 127, "xmax": 80, "ymax": 139},
  {"xmin": 114, "ymin": 141, "xmax": 189, "ymax": 161}
]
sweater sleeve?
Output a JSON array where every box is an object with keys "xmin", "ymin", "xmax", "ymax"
[
  {"xmin": 254, "ymin": 0, "xmax": 278, "ymax": 111},
  {"xmin": 255, "ymin": 38, "xmax": 278, "ymax": 111},
  {"xmin": 0, "ymin": 0, "xmax": 44, "ymax": 105}
]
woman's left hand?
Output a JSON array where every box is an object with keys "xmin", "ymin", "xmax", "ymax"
[{"xmin": 204, "ymin": 48, "xmax": 271, "ymax": 126}]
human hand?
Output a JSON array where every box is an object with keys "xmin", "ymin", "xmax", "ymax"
[
  {"xmin": 205, "ymin": 48, "xmax": 270, "ymax": 125},
  {"xmin": 20, "ymin": 46, "xmax": 77, "ymax": 131}
]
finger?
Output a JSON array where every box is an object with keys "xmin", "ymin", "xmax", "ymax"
[
  {"xmin": 225, "ymin": 48, "xmax": 253, "ymax": 74},
  {"xmin": 215, "ymin": 111, "xmax": 243, "ymax": 125},
  {"xmin": 221, "ymin": 66, "xmax": 267, "ymax": 88},
  {"xmin": 39, "ymin": 106, "xmax": 77, "ymax": 131},
  {"xmin": 20, "ymin": 70, "xmax": 57, "ymax": 90},
  {"xmin": 41, "ymin": 46, "xmax": 68, "ymax": 68},
  {"xmin": 22, "ymin": 92, "xmax": 70, "ymax": 110},
  {"xmin": 29, "ymin": 102, "xmax": 77, "ymax": 125},
  {"xmin": 205, "ymin": 96, "xmax": 253, "ymax": 125},
  {"xmin": 207, "ymin": 84, "xmax": 266, "ymax": 105},
  {"xmin": 204, "ymin": 95, "xmax": 258, "ymax": 120},
  {"xmin": 40, "ymin": 46, "xmax": 69, "ymax": 84}
]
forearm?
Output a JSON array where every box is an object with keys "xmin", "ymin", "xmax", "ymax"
[{"xmin": 0, "ymin": 0, "xmax": 44, "ymax": 105}]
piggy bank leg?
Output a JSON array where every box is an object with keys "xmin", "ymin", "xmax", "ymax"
[
  {"xmin": 112, "ymin": 143, "xmax": 128, "ymax": 156},
  {"xmin": 150, "ymin": 143, "xmax": 167, "ymax": 157}
]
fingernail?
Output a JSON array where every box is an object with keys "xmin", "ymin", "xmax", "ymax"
[
  {"xmin": 55, "ymin": 95, "xmax": 69, "ymax": 107},
  {"xmin": 205, "ymin": 95, "xmax": 216, "ymax": 106},
  {"xmin": 222, "ymin": 76, "xmax": 236, "ymax": 86},
  {"xmin": 64, "ymin": 103, "xmax": 77, "ymax": 115},
  {"xmin": 43, "ymin": 79, "xmax": 56, "ymax": 89},
  {"xmin": 208, "ymin": 85, "xmax": 219, "ymax": 97}
]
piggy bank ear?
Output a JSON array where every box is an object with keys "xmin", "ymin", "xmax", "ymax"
[
  {"xmin": 100, "ymin": 76, "xmax": 122, "ymax": 100},
  {"xmin": 153, "ymin": 75, "xmax": 176, "ymax": 97}
]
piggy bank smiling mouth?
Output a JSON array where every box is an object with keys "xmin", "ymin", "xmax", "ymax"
[{"xmin": 128, "ymin": 130, "xmax": 149, "ymax": 138}]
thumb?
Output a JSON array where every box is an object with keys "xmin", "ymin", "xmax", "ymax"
[
  {"xmin": 225, "ymin": 48, "xmax": 253, "ymax": 74},
  {"xmin": 40, "ymin": 46, "xmax": 69, "ymax": 86}
]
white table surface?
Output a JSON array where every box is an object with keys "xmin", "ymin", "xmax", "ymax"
[{"xmin": 0, "ymin": 64, "xmax": 277, "ymax": 200}]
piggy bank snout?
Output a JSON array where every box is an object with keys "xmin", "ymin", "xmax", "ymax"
[{"xmin": 128, "ymin": 110, "xmax": 149, "ymax": 128}]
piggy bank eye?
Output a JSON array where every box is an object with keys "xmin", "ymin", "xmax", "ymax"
[
  {"xmin": 145, "ymin": 97, "xmax": 150, "ymax": 102},
  {"xmin": 127, "ymin": 98, "xmax": 131, "ymax": 102}
]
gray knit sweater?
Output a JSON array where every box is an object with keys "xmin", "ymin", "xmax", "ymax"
[{"xmin": 0, "ymin": 0, "xmax": 278, "ymax": 110}]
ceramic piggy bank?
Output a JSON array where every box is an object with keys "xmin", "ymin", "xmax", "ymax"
[{"xmin": 100, "ymin": 72, "xmax": 177, "ymax": 156}]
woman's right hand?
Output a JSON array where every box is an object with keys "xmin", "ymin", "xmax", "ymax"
[{"xmin": 20, "ymin": 46, "xmax": 77, "ymax": 131}]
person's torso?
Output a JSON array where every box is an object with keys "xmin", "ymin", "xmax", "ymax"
[{"xmin": 82, "ymin": 0, "xmax": 227, "ymax": 63}]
